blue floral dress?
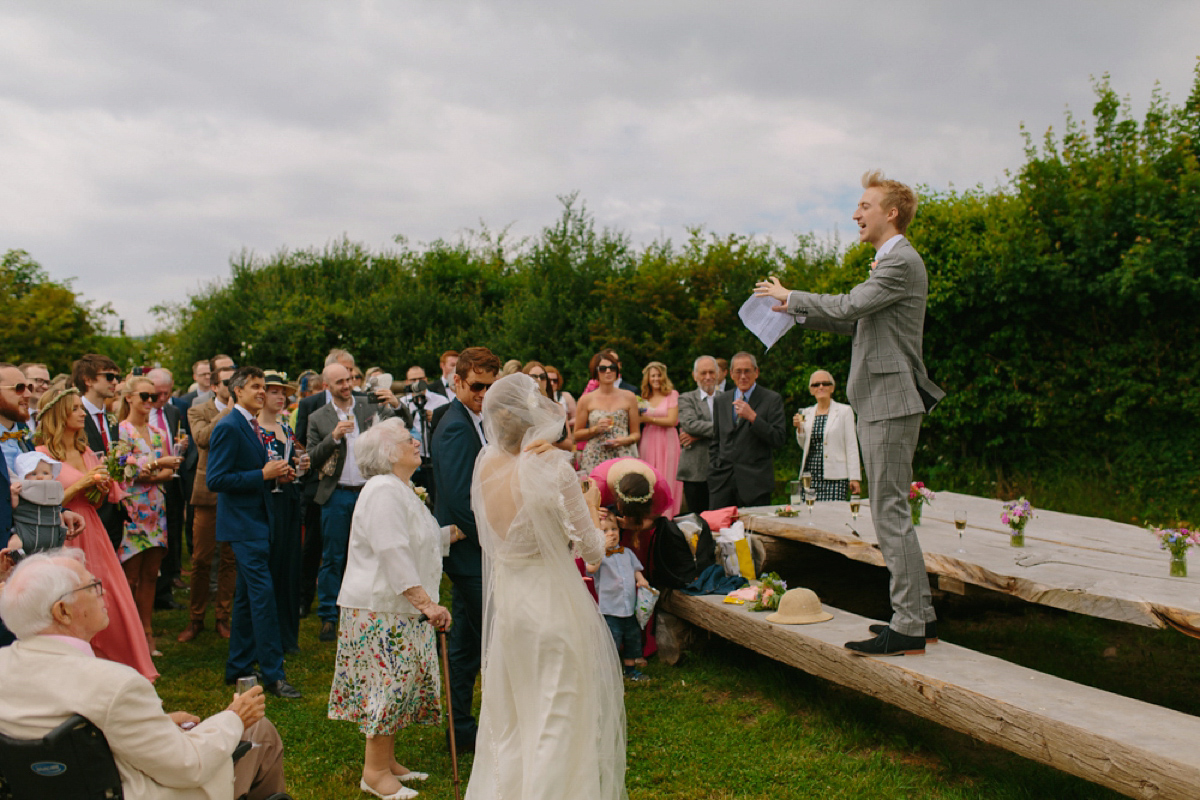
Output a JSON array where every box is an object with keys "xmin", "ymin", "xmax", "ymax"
[{"xmin": 116, "ymin": 420, "xmax": 168, "ymax": 563}]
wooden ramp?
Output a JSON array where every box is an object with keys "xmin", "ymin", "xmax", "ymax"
[
  {"xmin": 661, "ymin": 592, "xmax": 1200, "ymax": 800},
  {"xmin": 742, "ymin": 491, "xmax": 1200, "ymax": 637}
]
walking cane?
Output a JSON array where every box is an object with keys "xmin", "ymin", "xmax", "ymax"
[{"xmin": 421, "ymin": 613, "xmax": 462, "ymax": 800}]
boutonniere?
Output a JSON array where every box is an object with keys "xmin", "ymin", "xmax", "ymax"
[
  {"xmin": 106, "ymin": 413, "xmax": 117, "ymax": 428},
  {"xmin": 869, "ymin": 260, "xmax": 878, "ymax": 270}
]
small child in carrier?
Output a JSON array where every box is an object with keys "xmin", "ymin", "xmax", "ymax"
[
  {"xmin": 588, "ymin": 509, "xmax": 651, "ymax": 681},
  {"xmin": 7, "ymin": 451, "xmax": 68, "ymax": 555}
]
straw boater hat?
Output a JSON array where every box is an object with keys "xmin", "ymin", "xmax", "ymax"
[
  {"xmin": 765, "ymin": 587, "xmax": 834, "ymax": 625},
  {"xmin": 262, "ymin": 370, "xmax": 298, "ymax": 395}
]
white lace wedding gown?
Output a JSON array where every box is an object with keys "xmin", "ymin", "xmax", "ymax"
[{"xmin": 467, "ymin": 375, "xmax": 628, "ymax": 800}]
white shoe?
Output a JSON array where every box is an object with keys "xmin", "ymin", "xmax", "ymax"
[
  {"xmin": 397, "ymin": 771, "xmax": 429, "ymax": 782},
  {"xmin": 359, "ymin": 777, "xmax": 418, "ymax": 800}
]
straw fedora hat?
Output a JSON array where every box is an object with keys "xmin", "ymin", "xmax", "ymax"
[
  {"xmin": 262, "ymin": 370, "xmax": 299, "ymax": 395},
  {"xmin": 765, "ymin": 588, "xmax": 833, "ymax": 625}
]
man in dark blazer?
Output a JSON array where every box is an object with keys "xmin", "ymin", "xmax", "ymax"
[
  {"xmin": 206, "ymin": 366, "xmax": 300, "ymax": 698},
  {"xmin": 431, "ymin": 346, "xmax": 499, "ymax": 753},
  {"xmin": 707, "ymin": 352, "xmax": 787, "ymax": 509},
  {"xmin": 306, "ymin": 362, "xmax": 401, "ymax": 641},
  {"xmin": 426, "ymin": 350, "xmax": 458, "ymax": 399},
  {"xmin": 755, "ymin": 170, "xmax": 946, "ymax": 657},
  {"xmin": 73, "ymin": 354, "xmax": 125, "ymax": 550},
  {"xmin": 677, "ymin": 355, "xmax": 720, "ymax": 514}
]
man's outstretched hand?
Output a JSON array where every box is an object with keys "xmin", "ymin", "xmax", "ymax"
[{"xmin": 753, "ymin": 277, "xmax": 790, "ymax": 312}]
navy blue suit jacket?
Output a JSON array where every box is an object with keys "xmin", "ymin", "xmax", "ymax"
[
  {"xmin": 206, "ymin": 409, "xmax": 272, "ymax": 543},
  {"xmin": 432, "ymin": 398, "xmax": 483, "ymax": 577}
]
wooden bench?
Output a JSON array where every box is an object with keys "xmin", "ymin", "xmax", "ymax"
[{"xmin": 660, "ymin": 592, "xmax": 1200, "ymax": 800}]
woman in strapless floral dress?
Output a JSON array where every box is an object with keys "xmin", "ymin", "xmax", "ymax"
[{"xmin": 575, "ymin": 350, "xmax": 640, "ymax": 474}]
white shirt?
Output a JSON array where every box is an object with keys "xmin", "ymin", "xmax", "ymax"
[
  {"xmin": 401, "ymin": 391, "xmax": 449, "ymax": 457},
  {"xmin": 876, "ymin": 233, "xmax": 905, "ymax": 257},
  {"xmin": 337, "ymin": 474, "xmax": 453, "ymax": 615},
  {"xmin": 334, "ymin": 403, "xmax": 366, "ymax": 487},
  {"xmin": 700, "ymin": 387, "xmax": 716, "ymax": 418},
  {"xmin": 82, "ymin": 396, "xmax": 111, "ymax": 449},
  {"xmin": 467, "ymin": 407, "xmax": 486, "ymax": 445},
  {"xmin": 214, "ymin": 397, "xmax": 227, "ymax": 412}
]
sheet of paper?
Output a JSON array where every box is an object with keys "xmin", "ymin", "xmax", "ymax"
[{"xmin": 738, "ymin": 293, "xmax": 798, "ymax": 350}]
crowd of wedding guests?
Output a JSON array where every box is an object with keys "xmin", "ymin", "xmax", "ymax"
[{"xmin": 0, "ymin": 345, "xmax": 858, "ymax": 799}]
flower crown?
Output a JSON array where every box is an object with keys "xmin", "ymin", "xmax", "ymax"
[
  {"xmin": 614, "ymin": 484, "xmax": 653, "ymax": 504},
  {"xmin": 37, "ymin": 386, "xmax": 80, "ymax": 417}
]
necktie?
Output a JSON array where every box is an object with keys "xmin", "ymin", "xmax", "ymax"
[{"xmin": 96, "ymin": 412, "xmax": 110, "ymax": 449}]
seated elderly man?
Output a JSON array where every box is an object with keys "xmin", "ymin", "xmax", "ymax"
[{"xmin": 0, "ymin": 548, "xmax": 287, "ymax": 800}]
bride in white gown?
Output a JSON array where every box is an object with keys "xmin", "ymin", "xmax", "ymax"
[{"xmin": 466, "ymin": 373, "xmax": 628, "ymax": 800}]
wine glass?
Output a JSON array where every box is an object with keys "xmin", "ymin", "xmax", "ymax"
[
  {"xmin": 801, "ymin": 471, "xmax": 812, "ymax": 491},
  {"xmin": 804, "ymin": 488, "xmax": 816, "ymax": 516},
  {"xmin": 789, "ymin": 480, "xmax": 803, "ymax": 506},
  {"xmin": 849, "ymin": 493, "xmax": 861, "ymax": 521},
  {"xmin": 954, "ymin": 509, "xmax": 968, "ymax": 553},
  {"xmin": 266, "ymin": 448, "xmax": 284, "ymax": 494}
]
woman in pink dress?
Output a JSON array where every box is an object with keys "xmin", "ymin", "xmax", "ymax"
[
  {"xmin": 637, "ymin": 362, "xmax": 682, "ymax": 517},
  {"xmin": 34, "ymin": 386, "xmax": 158, "ymax": 681}
]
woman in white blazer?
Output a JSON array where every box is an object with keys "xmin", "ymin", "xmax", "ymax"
[{"xmin": 793, "ymin": 370, "xmax": 861, "ymax": 501}]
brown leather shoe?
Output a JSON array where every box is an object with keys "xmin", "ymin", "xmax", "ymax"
[
  {"xmin": 177, "ymin": 621, "xmax": 204, "ymax": 643},
  {"xmin": 216, "ymin": 620, "xmax": 232, "ymax": 639}
]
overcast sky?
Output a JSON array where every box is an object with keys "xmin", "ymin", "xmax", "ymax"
[{"xmin": 2, "ymin": 2, "xmax": 1197, "ymax": 335}]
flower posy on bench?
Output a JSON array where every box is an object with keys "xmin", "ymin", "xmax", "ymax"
[{"xmin": 1150, "ymin": 526, "xmax": 1197, "ymax": 578}]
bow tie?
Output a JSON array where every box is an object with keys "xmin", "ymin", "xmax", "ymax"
[
  {"xmin": 605, "ymin": 546, "xmax": 625, "ymax": 556},
  {"xmin": 0, "ymin": 430, "xmax": 29, "ymax": 443}
]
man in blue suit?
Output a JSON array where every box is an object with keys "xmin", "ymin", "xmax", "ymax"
[
  {"xmin": 431, "ymin": 346, "xmax": 499, "ymax": 752},
  {"xmin": 206, "ymin": 366, "xmax": 301, "ymax": 698}
]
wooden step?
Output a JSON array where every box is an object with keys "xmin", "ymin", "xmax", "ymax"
[{"xmin": 661, "ymin": 591, "xmax": 1200, "ymax": 800}]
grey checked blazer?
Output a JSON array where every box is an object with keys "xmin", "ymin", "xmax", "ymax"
[
  {"xmin": 307, "ymin": 398, "xmax": 395, "ymax": 505},
  {"xmin": 785, "ymin": 237, "xmax": 944, "ymax": 422},
  {"xmin": 677, "ymin": 387, "xmax": 716, "ymax": 482}
]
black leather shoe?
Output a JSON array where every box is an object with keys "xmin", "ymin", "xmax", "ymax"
[
  {"xmin": 155, "ymin": 597, "xmax": 184, "ymax": 611},
  {"xmin": 845, "ymin": 627, "xmax": 926, "ymax": 656},
  {"xmin": 265, "ymin": 679, "xmax": 302, "ymax": 699},
  {"xmin": 869, "ymin": 620, "xmax": 938, "ymax": 643},
  {"xmin": 319, "ymin": 621, "xmax": 336, "ymax": 642},
  {"xmin": 449, "ymin": 727, "xmax": 477, "ymax": 754}
]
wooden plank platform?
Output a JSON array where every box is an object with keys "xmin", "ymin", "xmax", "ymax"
[
  {"xmin": 661, "ymin": 591, "xmax": 1200, "ymax": 800},
  {"xmin": 742, "ymin": 491, "xmax": 1200, "ymax": 637}
]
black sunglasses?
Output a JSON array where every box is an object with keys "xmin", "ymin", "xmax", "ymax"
[
  {"xmin": 596, "ymin": 364, "xmax": 617, "ymax": 373},
  {"xmin": 529, "ymin": 373, "xmax": 547, "ymax": 381},
  {"xmin": 1, "ymin": 383, "xmax": 30, "ymax": 394},
  {"xmin": 467, "ymin": 381, "xmax": 493, "ymax": 392},
  {"xmin": 810, "ymin": 381, "xmax": 834, "ymax": 388},
  {"xmin": 136, "ymin": 392, "xmax": 155, "ymax": 402},
  {"xmin": 100, "ymin": 372, "xmax": 120, "ymax": 382}
]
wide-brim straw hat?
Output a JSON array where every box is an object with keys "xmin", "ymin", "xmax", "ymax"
[
  {"xmin": 262, "ymin": 370, "xmax": 299, "ymax": 395},
  {"xmin": 765, "ymin": 587, "xmax": 834, "ymax": 625}
]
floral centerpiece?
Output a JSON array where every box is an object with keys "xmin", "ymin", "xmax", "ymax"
[
  {"xmin": 85, "ymin": 440, "xmax": 136, "ymax": 505},
  {"xmin": 774, "ymin": 505, "xmax": 800, "ymax": 517},
  {"xmin": 1150, "ymin": 526, "xmax": 1198, "ymax": 578},
  {"xmin": 752, "ymin": 572, "xmax": 787, "ymax": 612},
  {"xmin": 1001, "ymin": 497, "xmax": 1033, "ymax": 547},
  {"xmin": 908, "ymin": 482, "xmax": 934, "ymax": 525}
]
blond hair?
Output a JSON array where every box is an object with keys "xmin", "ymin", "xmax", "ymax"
[
  {"xmin": 862, "ymin": 169, "xmax": 918, "ymax": 233},
  {"xmin": 117, "ymin": 377, "xmax": 153, "ymax": 422},
  {"xmin": 640, "ymin": 362, "xmax": 674, "ymax": 399},
  {"xmin": 35, "ymin": 388, "xmax": 87, "ymax": 460}
]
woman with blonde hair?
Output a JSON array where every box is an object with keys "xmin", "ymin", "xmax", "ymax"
[
  {"xmin": 637, "ymin": 362, "xmax": 682, "ymax": 517},
  {"xmin": 116, "ymin": 376, "xmax": 182, "ymax": 657},
  {"xmin": 35, "ymin": 386, "xmax": 158, "ymax": 679}
]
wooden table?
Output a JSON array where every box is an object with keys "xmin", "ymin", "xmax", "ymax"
[{"xmin": 742, "ymin": 491, "xmax": 1200, "ymax": 637}]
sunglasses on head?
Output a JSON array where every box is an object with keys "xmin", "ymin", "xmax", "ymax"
[
  {"xmin": 596, "ymin": 364, "xmax": 617, "ymax": 373},
  {"xmin": 1, "ymin": 383, "xmax": 30, "ymax": 394},
  {"xmin": 810, "ymin": 381, "xmax": 833, "ymax": 388}
]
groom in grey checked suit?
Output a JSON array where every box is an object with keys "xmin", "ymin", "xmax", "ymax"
[{"xmin": 756, "ymin": 170, "xmax": 945, "ymax": 656}]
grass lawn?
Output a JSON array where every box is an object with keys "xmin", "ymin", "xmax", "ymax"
[{"xmin": 151, "ymin": 554, "xmax": 1200, "ymax": 800}]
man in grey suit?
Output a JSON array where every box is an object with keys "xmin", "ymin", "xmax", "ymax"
[
  {"xmin": 756, "ymin": 170, "xmax": 945, "ymax": 657},
  {"xmin": 307, "ymin": 362, "xmax": 402, "ymax": 641},
  {"xmin": 678, "ymin": 355, "xmax": 720, "ymax": 514},
  {"xmin": 707, "ymin": 352, "xmax": 787, "ymax": 508}
]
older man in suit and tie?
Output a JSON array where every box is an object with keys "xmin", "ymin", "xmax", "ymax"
[
  {"xmin": 306, "ymin": 361, "xmax": 402, "ymax": 642},
  {"xmin": 755, "ymin": 169, "xmax": 946, "ymax": 657},
  {"xmin": 678, "ymin": 355, "xmax": 721, "ymax": 514},
  {"xmin": 148, "ymin": 368, "xmax": 187, "ymax": 612},
  {"xmin": 207, "ymin": 366, "xmax": 300, "ymax": 698},
  {"xmin": 0, "ymin": 548, "xmax": 287, "ymax": 798},
  {"xmin": 707, "ymin": 352, "xmax": 787, "ymax": 509},
  {"xmin": 431, "ymin": 345, "xmax": 499, "ymax": 753}
]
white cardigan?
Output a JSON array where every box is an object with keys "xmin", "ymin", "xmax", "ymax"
[
  {"xmin": 795, "ymin": 400, "xmax": 861, "ymax": 482},
  {"xmin": 338, "ymin": 473, "xmax": 454, "ymax": 615}
]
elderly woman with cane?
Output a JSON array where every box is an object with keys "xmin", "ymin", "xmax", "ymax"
[{"xmin": 327, "ymin": 418, "xmax": 463, "ymax": 800}]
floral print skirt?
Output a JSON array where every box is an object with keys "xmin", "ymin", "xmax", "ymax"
[{"xmin": 327, "ymin": 607, "xmax": 443, "ymax": 735}]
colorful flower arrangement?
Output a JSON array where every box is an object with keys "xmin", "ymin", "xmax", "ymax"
[
  {"xmin": 1001, "ymin": 497, "xmax": 1034, "ymax": 546},
  {"xmin": 1150, "ymin": 526, "xmax": 1198, "ymax": 577},
  {"xmin": 774, "ymin": 505, "xmax": 800, "ymax": 517},
  {"xmin": 752, "ymin": 572, "xmax": 787, "ymax": 611},
  {"xmin": 908, "ymin": 482, "xmax": 934, "ymax": 507},
  {"xmin": 85, "ymin": 441, "xmax": 137, "ymax": 504}
]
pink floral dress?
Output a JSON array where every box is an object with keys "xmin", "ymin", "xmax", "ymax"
[
  {"xmin": 638, "ymin": 390, "xmax": 683, "ymax": 517},
  {"xmin": 116, "ymin": 420, "xmax": 168, "ymax": 562}
]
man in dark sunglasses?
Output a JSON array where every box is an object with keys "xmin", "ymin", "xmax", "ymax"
[
  {"xmin": 430, "ymin": 345, "xmax": 501, "ymax": 754},
  {"xmin": 1, "ymin": 364, "xmax": 36, "ymax": 545},
  {"xmin": 71, "ymin": 354, "xmax": 125, "ymax": 549}
]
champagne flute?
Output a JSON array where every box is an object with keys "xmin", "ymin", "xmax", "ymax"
[
  {"xmin": 266, "ymin": 448, "xmax": 284, "ymax": 494},
  {"xmin": 804, "ymin": 488, "xmax": 816, "ymax": 516},
  {"xmin": 955, "ymin": 509, "xmax": 968, "ymax": 553},
  {"xmin": 801, "ymin": 471, "xmax": 812, "ymax": 491},
  {"xmin": 849, "ymin": 493, "xmax": 861, "ymax": 521}
]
